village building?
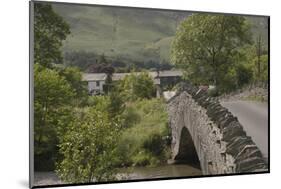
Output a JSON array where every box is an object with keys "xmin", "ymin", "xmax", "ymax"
[
  {"xmin": 82, "ymin": 73, "xmax": 107, "ymax": 95},
  {"xmin": 82, "ymin": 70, "xmax": 183, "ymax": 96}
]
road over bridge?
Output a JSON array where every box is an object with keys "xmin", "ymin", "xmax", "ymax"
[
  {"xmin": 167, "ymin": 83, "xmax": 268, "ymax": 175},
  {"xmin": 221, "ymin": 101, "xmax": 268, "ymax": 161}
]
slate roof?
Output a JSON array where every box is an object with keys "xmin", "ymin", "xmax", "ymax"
[
  {"xmin": 82, "ymin": 70, "xmax": 183, "ymax": 81},
  {"xmin": 82, "ymin": 73, "xmax": 107, "ymax": 81}
]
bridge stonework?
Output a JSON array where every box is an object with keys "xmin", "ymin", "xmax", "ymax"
[{"xmin": 167, "ymin": 83, "xmax": 268, "ymax": 175}]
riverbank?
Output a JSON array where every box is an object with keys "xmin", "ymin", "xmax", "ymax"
[
  {"xmin": 34, "ymin": 164, "xmax": 202, "ymax": 186},
  {"xmin": 116, "ymin": 164, "xmax": 202, "ymax": 180},
  {"xmin": 34, "ymin": 172, "xmax": 64, "ymax": 186}
]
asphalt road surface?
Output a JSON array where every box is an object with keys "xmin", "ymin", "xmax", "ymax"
[{"xmin": 221, "ymin": 100, "xmax": 268, "ymax": 160}]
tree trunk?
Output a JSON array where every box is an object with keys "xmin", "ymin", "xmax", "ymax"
[{"xmin": 256, "ymin": 35, "xmax": 262, "ymax": 81}]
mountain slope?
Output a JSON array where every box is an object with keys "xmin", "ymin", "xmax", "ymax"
[
  {"xmin": 53, "ymin": 4, "xmax": 189, "ymax": 63},
  {"xmin": 52, "ymin": 3, "xmax": 268, "ymax": 67}
]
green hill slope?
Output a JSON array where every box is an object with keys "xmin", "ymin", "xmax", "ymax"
[
  {"xmin": 52, "ymin": 3, "xmax": 268, "ymax": 70},
  {"xmin": 53, "ymin": 4, "xmax": 188, "ymax": 64}
]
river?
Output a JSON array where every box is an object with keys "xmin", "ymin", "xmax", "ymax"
[
  {"xmin": 116, "ymin": 164, "xmax": 202, "ymax": 180},
  {"xmin": 34, "ymin": 164, "xmax": 201, "ymax": 186}
]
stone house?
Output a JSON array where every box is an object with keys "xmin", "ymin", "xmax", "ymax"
[{"xmin": 82, "ymin": 70, "xmax": 183, "ymax": 96}]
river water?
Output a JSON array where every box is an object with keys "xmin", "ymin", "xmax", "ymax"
[
  {"xmin": 116, "ymin": 164, "xmax": 202, "ymax": 180},
  {"xmin": 34, "ymin": 164, "xmax": 201, "ymax": 186}
]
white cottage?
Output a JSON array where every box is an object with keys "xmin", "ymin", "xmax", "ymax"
[{"xmin": 82, "ymin": 73, "xmax": 107, "ymax": 95}]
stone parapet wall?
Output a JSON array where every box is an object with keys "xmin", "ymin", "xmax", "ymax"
[{"xmin": 167, "ymin": 82, "xmax": 268, "ymax": 174}]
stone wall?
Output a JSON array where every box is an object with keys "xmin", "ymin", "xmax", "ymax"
[{"xmin": 167, "ymin": 82, "xmax": 268, "ymax": 175}]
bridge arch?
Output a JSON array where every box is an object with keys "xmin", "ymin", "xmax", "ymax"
[
  {"xmin": 167, "ymin": 82, "xmax": 267, "ymax": 175},
  {"xmin": 175, "ymin": 127, "xmax": 201, "ymax": 169}
]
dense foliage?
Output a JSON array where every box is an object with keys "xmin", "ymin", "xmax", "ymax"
[
  {"xmin": 240, "ymin": 41, "xmax": 268, "ymax": 83},
  {"xmin": 57, "ymin": 67, "xmax": 87, "ymax": 98},
  {"xmin": 56, "ymin": 107, "xmax": 122, "ymax": 183},
  {"xmin": 34, "ymin": 64, "xmax": 75, "ymax": 170},
  {"xmin": 34, "ymin": 64, "xmax": 127, "ymax": 181},
  {"xmin": 118, "ymin": 72, "xmax": 156, "ymax": 101},
  {"xmin": 33, "ymin": 4, "xmax": 125, "ymax": 182},
  {"xmin": 34, "ymin": 3, "xmax": 70, "ymax": 67},
  {"xmin": 115, "ymin": 99, "xmax": 170, "ymax": 167},
  {"xmin": 171, "ymin": 14, "xmax": 254, "ymax": 93},
  {"xmin": 64, "ymin": 51, "xmax": 173, "ymax": 73}
]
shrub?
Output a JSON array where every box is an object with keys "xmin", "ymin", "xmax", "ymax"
[
  {"xmin": 143, "ymin": 133, "xmax": 165, "ymax": 156},
  {"xmin": 132, "ymin": 151, "xmax": 152, "ymax": 166},
  {"xmin": 122, "ymin": 106, "xmax": 141, "ymax": 128},
  {"xmin": 236, "ymin": 64, "xmax": 253, "ymax": 87},
  {"xmin": 56, "ymin": 107, "xmax": 122, "ymax": 183},
  {"xmin": 118, "ymin": 72, "xmax": 156, "ymax": 101},
  {"xmin": 115, "ymin": 99, "xmax": 170, "ymax": 167}
]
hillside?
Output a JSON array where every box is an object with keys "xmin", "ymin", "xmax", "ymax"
[
  {"xmin": 53, "ymin": 4, "xmax": 190, "ymax": 65},
  {"xmin": 52, "ymin": 3, "xmax": 268, "ymax": 70}
]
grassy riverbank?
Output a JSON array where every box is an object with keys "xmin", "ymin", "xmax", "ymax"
[{"xmin": 114, "ymin": 98, "xmax": 170, "ymax": 167}]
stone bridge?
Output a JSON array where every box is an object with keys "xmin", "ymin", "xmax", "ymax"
[{"xmin": 167, "ymin": 82, "xmax": 268, "ymax": 175}]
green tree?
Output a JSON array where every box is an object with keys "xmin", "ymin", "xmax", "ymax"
[
  {"xmin": 236, "ymin": 63, "xmax": 253, "ymax": 87},
  {"xmin": 56, "ymin": 107, "xmax": 122, "ymax": 183},
  {"xmin": 237, "ymin": 39, "xmax": 268, "ymax": 83},
  {"xmin": 108, "ymin": 87, "xmax": 125, "ymax": 118},
  {"xmin": 171, "ymin": 14, "xmax": 252, "ymax": 92},
  {"xmin": 119, "ymin": 72, "xmax": 156, "ymax": 101},
  {"xmin": 58, "ymin": 67, "xmax": 88, "ymax": 105},
  {"xmin": 87, "ymin": 94, "xmax": 124, "ymax": 119},
  {"xmin": 34, "ymin": 3, "xmax": 70, "ymax": 67},
  {"xmin": 247, "ymin": 53, "xmax": 268, "ymax": 83},
  {"xmin": 134, "ymin": 73, "xmax": 155, "ymax": 99},
  {"xmin": 252, "ymin": 35, "xmax": 268, "ymax": 82},
  {"xmin": 34, "ymin": 64, "xmax": 75, "ymax": 170}
]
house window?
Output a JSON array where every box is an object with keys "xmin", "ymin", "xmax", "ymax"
[{"xmin": 96, "ymin": 81, "xmax": 100, "ymax": 87}]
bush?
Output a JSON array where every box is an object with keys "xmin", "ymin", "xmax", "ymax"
[
  {"xmin": 131, "ymin": 151, "xmax": 152, "ymax": 166},
  {"xmin": 118, "ymin": 72, "xmax": 156, "ymax": 101},
  {"xmin": 115, "ymin": 99, "xmax": 170, "ymax": 167},
  {"xmin": 236, "ymin": 64, "xmax": 253, "ymax": 87},
  {"xmin": 122, "ymin": 106, "xmax": 141, "ymax": 128},
  {"xmin": 58, "ymin": 66, "xmax": 89, "ymax": 105},
  {"xmin": 56, "ymin": 107, "xmax": 122, "ymax": 183},
  {"xmin": 87, "ymin": 96, "xmax": 110, "ymax": 111},
  {"xmin": 87, "ymin": 90, "xmax": 125, "ymax": 118},
  {"xmin": 217, "ymin": 67, "xmax": 238, "ymax": 93},
  {"xmin": 143, "ymin": 133, "xmax": 165, "ymax": 156}
]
